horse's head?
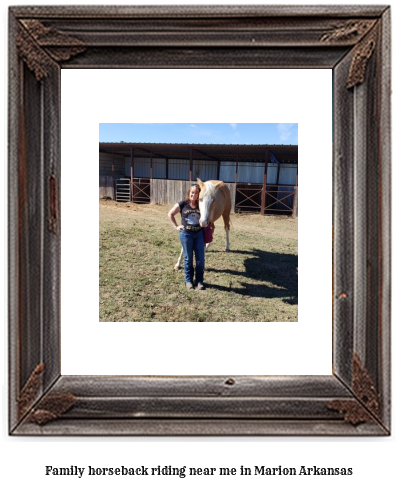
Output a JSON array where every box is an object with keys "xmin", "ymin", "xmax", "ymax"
[{"xmin": 197, "ymin": 178, "xmax": 219, "ymax": 228}]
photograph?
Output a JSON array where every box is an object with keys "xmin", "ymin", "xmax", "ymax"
[{"xmin": 99, "ymin": 124, "xmax": 299, "ymax": 322}]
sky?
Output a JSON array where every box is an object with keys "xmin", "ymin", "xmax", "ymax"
[{"xmin": 99, "ymin": 123, "xmax": 298, "ymax": 145}]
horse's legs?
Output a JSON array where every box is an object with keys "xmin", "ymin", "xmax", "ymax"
[
  {"xmin": 222, "ymin": 211, "xmax": 230, "ymax": 251},
  {"xmin": 174, "ymin": 246, "xmax": 184, "ymax": 271},
  {"xmin": 224, "ymin": 228, "xmax": 230, "ymax": 252}
]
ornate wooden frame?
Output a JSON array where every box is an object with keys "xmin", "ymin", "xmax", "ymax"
[{"xmin": 8, "ymin": 5, "xmax": 391, "ymax": 435}]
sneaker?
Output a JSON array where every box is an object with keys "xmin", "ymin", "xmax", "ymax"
[
  {"xmin": 197, "ymin": 283, "xmax": 205, "ymax": 290},
  {"xmin": 186, "ymin": 283, "xmax": 194, "ymax": 290}
]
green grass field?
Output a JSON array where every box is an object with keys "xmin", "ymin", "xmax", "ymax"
[{"xmin": 99, "ymin": 200, "xmax": 298, "ymax": 322}]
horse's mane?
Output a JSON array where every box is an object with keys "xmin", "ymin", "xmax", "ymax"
[{"xmin": 205, "ymin": 181, "xmax": 217, "ymax": 199}]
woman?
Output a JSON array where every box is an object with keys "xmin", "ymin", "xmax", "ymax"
[{"xmin": 168, "ymin": 183, "xmax": 205, "ymax": 290}]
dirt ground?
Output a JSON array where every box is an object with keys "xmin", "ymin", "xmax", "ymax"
[{"xmin": 99, "ymin": 199, "xmax": 298, "ymax": 322}]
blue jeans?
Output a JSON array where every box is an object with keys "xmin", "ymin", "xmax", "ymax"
[{"xmin": 179, "ymin": 229, "xmax": 205, "ymax": 285}]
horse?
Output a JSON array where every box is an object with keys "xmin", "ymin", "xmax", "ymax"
[{"xmin": 174, "ymin": 178, "xmax": 231, "ymax": 270}]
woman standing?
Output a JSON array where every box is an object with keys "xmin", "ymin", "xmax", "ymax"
[{"xmin": 168, "ymin": 184, "xmax": 205, "ymax": 290}]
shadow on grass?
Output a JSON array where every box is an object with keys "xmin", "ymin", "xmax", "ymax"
[{"xmin": 205, "ymin": 248, "xmax": 298, "ymax": 305}]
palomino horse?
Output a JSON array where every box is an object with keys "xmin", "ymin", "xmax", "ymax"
[{"xmin": 174, "ymin": 178, "xmax": 231, "ymax": 270}]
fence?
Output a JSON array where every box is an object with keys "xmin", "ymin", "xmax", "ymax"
[
  {"xmin": 100, "ymin": 177, "xmax": 297, "ymax": 216},
  {"xmin": 150, "ymin": 179, "xmax": 236, "ymax": 211},
  {"xmin": 235, "ymin": 184, "xmax": 298, "ymax": 216}
]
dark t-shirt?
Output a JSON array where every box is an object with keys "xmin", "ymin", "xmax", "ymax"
[{"xmin": 179, "ymin": 200, "xmax": 201, "ymax": 228}]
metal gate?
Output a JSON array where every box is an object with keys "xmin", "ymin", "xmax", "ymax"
[
  {"xmin": 115, "ymin": 178, "xmax": 131, "ymax": 202},
  {"xmin": 235, "ymin": 184, "xmax": 263, "ymax": 213},
  {"xmin": 235, "ymin": 184, "xmax": 296, "ymax": 215},
  {"xmin": 132, "ymin": 178, "xmax": 151, "ymax": 204},
  {"xmin": 264, "ymin": 184, "xmax": 296, "ymax": 215}
]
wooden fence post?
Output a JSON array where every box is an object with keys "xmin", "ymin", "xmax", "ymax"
[{"xmin": 293, "ymin": 186, "xmax": 298, "ymax": 216}]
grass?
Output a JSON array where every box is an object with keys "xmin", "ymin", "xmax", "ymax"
[{"xmin": 99, "ymin": 199, "xmax": 298, "ymax": 322}]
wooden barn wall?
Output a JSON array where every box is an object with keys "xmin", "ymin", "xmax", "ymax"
[
  {"xmin": 151, "ymin": 179, "xmax": 187, "ymax": 205},
  {"xmin": 99, "ymin": 176, "xmax": 115, "ymax": 199},
  {"xmin": 151, "ymin": 179, "xmax": 236, "ymax": 211},
  {"xmin": 99, "ymin": 152, "xmax": 125, "ymax": 176}
]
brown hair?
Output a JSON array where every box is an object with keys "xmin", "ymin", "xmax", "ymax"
[{"xmin": 186, "ymin": 183, "xmax": 200, "ymax": 201}]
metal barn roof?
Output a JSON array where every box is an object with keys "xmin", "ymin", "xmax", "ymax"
[{"xmin": 99, "ymin": 142, "xmax": 298, "ymax": 163}]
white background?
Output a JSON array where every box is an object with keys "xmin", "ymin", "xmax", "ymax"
[
  {"xmin": 61, "ymin": 69, "xmax": 332, "ymax": 376},
  {"xmin": 1, "ymin": 1, "xmax": 397, "ymax": 491}
]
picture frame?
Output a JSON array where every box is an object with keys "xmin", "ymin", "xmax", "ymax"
[{"xmin": 9, "ymin": 5, "xmax": 391, "ymax": 436}]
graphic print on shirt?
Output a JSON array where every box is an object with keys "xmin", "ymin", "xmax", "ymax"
[
  {"xmin": 185, "ymin": 210, "xmax": 200, "ymax": 226},
  {"xmin": 179, "ymin": 201, "xmax": 201, "ymax": 228}
]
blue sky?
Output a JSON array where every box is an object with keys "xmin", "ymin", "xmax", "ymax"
[{"xmin": 99, "ymin": 123, "xmax": 298, "ymax": 145}]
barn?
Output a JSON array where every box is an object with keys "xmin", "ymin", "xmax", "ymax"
[{"xmin": 99, "ymin": 142, "xmax": 298, "ymax": 215}]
